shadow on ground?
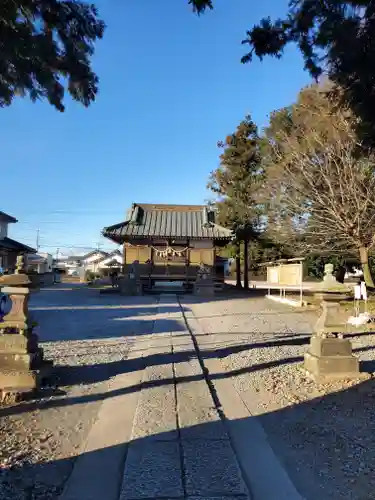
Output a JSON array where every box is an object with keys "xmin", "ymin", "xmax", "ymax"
[
  {"xmin": 1, "ymin": 328, "xmax": 374, "ymax": 417},
  {"xmin": 2, "ymin": 366, "xmax": 375, "ymax": 500}
]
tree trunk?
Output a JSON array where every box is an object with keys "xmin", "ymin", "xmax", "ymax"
[
  {"xmin": 359, "ymin": 246, "xmax": 375, "ymax": 288},
  {"xmin": 235, "ymin": 241, "xmax": 242, "ymax": 289},
  {"xmin": 243, "ymin": 239, "xmax": 249, "ymax": 290}
]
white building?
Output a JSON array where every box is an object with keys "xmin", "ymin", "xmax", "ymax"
[
  {"xmin": 97, "ymin": 250, "xmax": 123, "ymax": 270},
  {"xmin": 27, "ymin": 252, "xmax": 54, "ymax": 274}
]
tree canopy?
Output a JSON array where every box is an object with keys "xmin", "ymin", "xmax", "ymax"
[
  {"xmin": 207, "ymin": 115, "xmax": 264, "ymax": 238},
  {"xmin": 191, "ymin": 1, "xmax": 375, "ymax": 146},
  {"xmin": 207, "ymin": 115, "xmax": 266, "ymax": 287},
  {"xmin": 261, "ymin": 84, "xmax": 375, "ymax": 286},
  {"xmin": 0, "ymin": 0, "xmax": 105, "ymax": 111}
]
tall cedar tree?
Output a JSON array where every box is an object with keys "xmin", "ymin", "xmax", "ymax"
[
  {"xmin": 208, "ymin": 115, "xmax": 264, "ymax": 288},
  {"xmin": 262, "ymin": 84, "xmax": 375, "ymax": 287},
  {"xmin": 0, "ymin": 0, "xmax": 105, "ymax": 111}
]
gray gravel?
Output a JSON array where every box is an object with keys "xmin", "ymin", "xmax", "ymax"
[
  {"xmin": 3, "ymin": 286, "xmax": 375, "ymax": 500},
  {"xmin": 0, "ymin": 284, "xmax": 158, "ymax": 500},
  {"xmin": 182, "ymin": 294, "xmax": 375, "ymax": 500}
]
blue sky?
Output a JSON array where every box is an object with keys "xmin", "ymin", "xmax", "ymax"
[{"xmin": 2, "ymin": 0, "xmax": 310, "ymax": 255}]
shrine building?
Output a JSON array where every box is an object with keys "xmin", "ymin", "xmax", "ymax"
[{"xmin": 102, "ymin": 203, "xmax": 233, "ymax": 292}]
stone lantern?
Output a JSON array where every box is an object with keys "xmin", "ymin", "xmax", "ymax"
[
  {"xmin": 303, "ymin": 263, "xmax": 362, "ymax": 381},
  {"xmin": 0, "ymin": 255, "xmax": 51, "ymax": 399},
  {"xmin": 194, "ymin": 263, "xmax": 215, "ymax": 296}
]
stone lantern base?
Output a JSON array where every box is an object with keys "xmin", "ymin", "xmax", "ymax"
[
  {"xmin": 304, "ymin": 336, "xmax": 360, "ymax": 381},
  {"xmin": 0, "ymin": 330, "xmax": 52, "ymax": 396}
]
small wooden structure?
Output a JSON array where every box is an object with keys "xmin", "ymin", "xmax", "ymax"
[{"xmin": 102, "ymin": 203, "xmax": 233, "ymax": 292}]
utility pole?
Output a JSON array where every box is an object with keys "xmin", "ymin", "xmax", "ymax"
[
  {"xmin": 95, "ymin": 242, "xmax": 102, "ymax": 273},
  {"xmin": 36, "ymin": 228, "xmax": 40, "ymax": 252}
]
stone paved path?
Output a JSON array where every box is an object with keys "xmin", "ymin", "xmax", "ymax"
[{"xmin": 60, "ymin": 294, "xmax": 303, "ymax": 500}]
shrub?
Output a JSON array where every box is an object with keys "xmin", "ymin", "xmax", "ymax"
[{"xmin": 84, "ymin": 270, "xmax": 96, "ymax": 282}]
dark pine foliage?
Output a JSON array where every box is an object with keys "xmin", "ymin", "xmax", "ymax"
[
  {"xmin": 240, "ymin": 1, "xmax": 375, "ymax": 147},
  {"xmin": 0, "ymin": 0, "xmax": 105, "ymax": 111}
]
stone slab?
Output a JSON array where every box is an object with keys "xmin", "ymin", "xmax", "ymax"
[
  {"xmin": 309, "ymin": 336, "xmax": 353, "ymax": 357},
  {"xmin": 0, "ymin": 369, "xmax": 38, "ymax": 390},
  {"xmin": 1, "ymin": 286, "xmax": 30, "ymax": 294},
  {"xmin": 175, "ymin": 359, "xmax": 227, "ymax": 440},
  {"xmin": 204, "ymin": 357, "xmax": 304, "ymax": 500},
  {"xmin": 59, "ymin": 368, "xmax": 143, "ymax": 500},
  {"xmin": 131, "ymin": 363, "xmax": 177, "ymax": 441},
  {"xmin": 131, "ymin": 388, "xmax": 177, "ymax": 441},
  {"xmin": 304, "ymin": 351, "xmax": 359, "ymax": 376},
  {"xmin": 120, "ymin": 441, "xmax": 183, "ymax": 500},
  {"xmin": 0, "ymin": 333, "xmax": 38, "ymax": 353},
  {"xmin": 0, "ymin": 351, "xmax": 42, "ymax": 370},
  {"xmin": 182, "ymin": 440, "xmax": 247, "ymax": 497}
]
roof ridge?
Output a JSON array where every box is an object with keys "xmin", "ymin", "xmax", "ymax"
[{"xmin": 135, "ymin": 203, "xmax": 207, "ymax": 211}]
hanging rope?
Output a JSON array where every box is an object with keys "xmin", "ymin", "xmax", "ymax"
[
  {"xmin": 151, "ymin": 245, "xmax": 188, "ymax": 258},
  {"xmin": 126, "ymin": 242, "xmax": 188, "ymax": 259}
]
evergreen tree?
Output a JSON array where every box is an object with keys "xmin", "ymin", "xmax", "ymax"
[
  {"xmin": 0, "ymin": 0, "xmax": 105, "ymax": 111},
  {"xmin": 208, "ymin": 115, "xmax": 264, "ymax": 288},
  {"xmin": 240, "ymin": 1, "xmax": 375, "ymax": 147},
  {"xmin": 189, "ymin": 1, "xmax": 375, "ymax": 147}
]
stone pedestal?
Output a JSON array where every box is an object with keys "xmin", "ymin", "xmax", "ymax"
[
  {"xmin": 0, "ymin": 270, "xmax": 51, "ymax": 396},
  {"xmin": 313, "ymin": 292, "xmax": 349, "ymax": 336},
  {"xmin": 119, "ymin": 262, "xmax": 143, "ymax": 296},
  {"xmin": 304, "ymin": 336, "xmax": 359, "ymax": 381},
  {"xmin": 194, "ymin": 265, "xmax": 215, "ymax": 296},
  {"xmin": 119, "ymin": 277, "xmax": 142, "ymax": 296}
]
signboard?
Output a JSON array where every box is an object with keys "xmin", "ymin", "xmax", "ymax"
[
  {"xmin": 267, "ymin": 267, "xmax": 279, "ymax": 284},
  {"xmin": 279, "ymin": 263, "xmax": 303, "ymax": 286},
  {"xmin": 266, "ymin": 263, "xmax": 303, "ymax": 287}
]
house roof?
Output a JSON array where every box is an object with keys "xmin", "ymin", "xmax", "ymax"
[
  {"xmin": 0, "ymin": 211, "xmax": 17, "ymax": 223},
  {"xmin": 83, "ymin": 250, "xmax": 110, "ymax": 263},
  {"xmin": 66, "ymin": 251, "xmax": 109, "ymax": 263},
  {"xmin": 103, "ymin": 203, "xmax": 233, "ymax": 243},
  {"xmin": 0, "ymin": 237, "xmax": 36, "ymax": 254},
  {"xmin": 98, "ymin": 250, "xmax": 122, "ymax": 262}
]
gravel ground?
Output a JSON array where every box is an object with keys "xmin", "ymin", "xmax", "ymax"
[
  {"xmin": 183, "ymin": 294, "xmax": 375, "ymax": 500},
  {"xmin": 3, "ymin": 286, "xmax": 375, "ymax": 500},
  {"xmin": 0, "ymin": 284, "xmax": 158, "ymax": 500}
]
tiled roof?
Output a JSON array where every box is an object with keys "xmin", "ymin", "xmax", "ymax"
[
  {"xmin": 0, "ymin": 237, "xmax": 36, "ymax": 253},
  {"xmin": 103, "ymin": 203, "xmax": 233, "ymax": 242},
  {"xmin": 66, "ymin": 251, "xmax": 109, "ymax": 263},
  {"xmin": 0, "ymin": 211, "xmax": 17, "ymax": 223}
]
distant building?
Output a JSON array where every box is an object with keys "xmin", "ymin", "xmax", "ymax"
[
  {"xmin": 0, "ymin": 211, "xmax": 36, "ymax": 271},
  {"xmin": 56, "ymin": 250, "xmax": 110, "ymax": 274},
  {"xmin": 27, "ymin": 252, "xmax": 54, "ymax": 274},
  {"xmin": 97, "ymin": 250, "xmax": 123, "ymax": 270}
]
